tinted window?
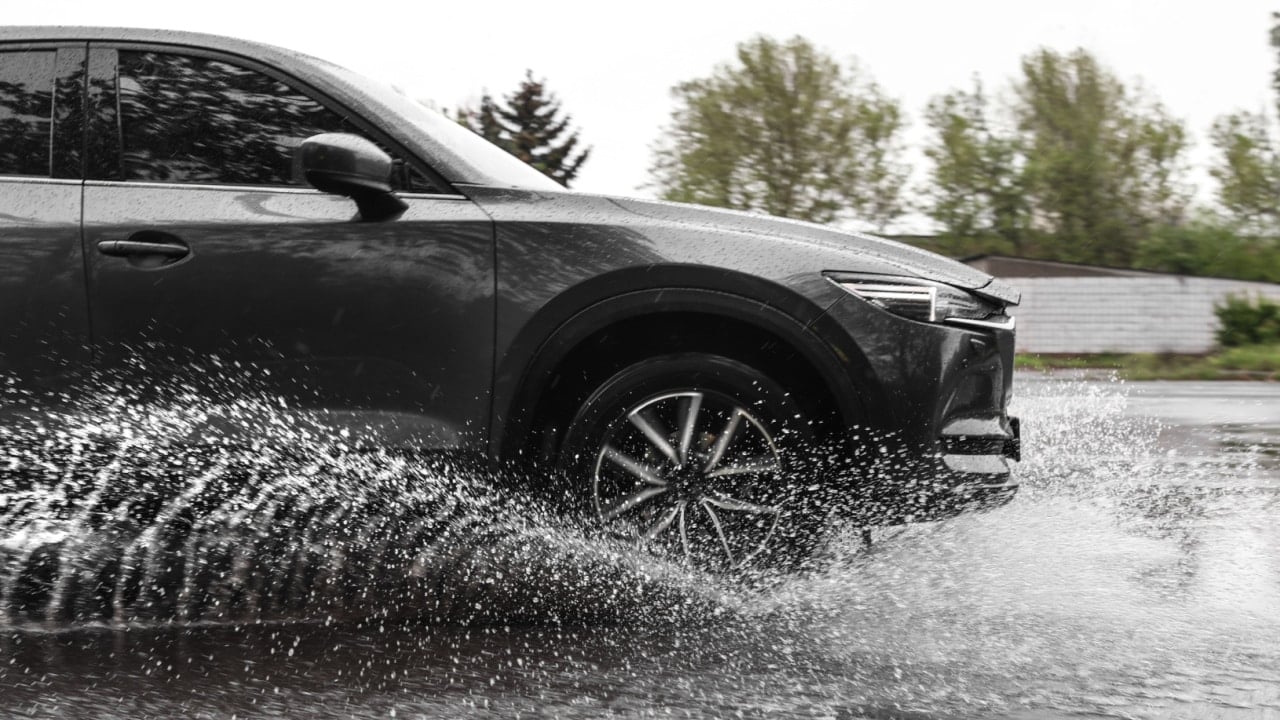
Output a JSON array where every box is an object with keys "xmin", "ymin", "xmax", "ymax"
[
  {"xmin": 0, "ymin": 51, "xmax": 55, "ymax": 177},
  {"xmin": 117, "ymin": 51, "xmax": 438, "ymax": 191}
]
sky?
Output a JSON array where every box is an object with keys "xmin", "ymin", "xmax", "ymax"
[{"xmin": 9, "ymin": 1, "xmax": 1278, "ymax": 231}]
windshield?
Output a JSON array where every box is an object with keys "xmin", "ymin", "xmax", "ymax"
[{"xmin": 314, "ymin": 59, "xmax": 564, "ymax": 192}]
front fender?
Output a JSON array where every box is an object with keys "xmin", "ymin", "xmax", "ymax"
[{"xmin": 489, "ymin": 270, "xmax": 877, "ymax": 461}]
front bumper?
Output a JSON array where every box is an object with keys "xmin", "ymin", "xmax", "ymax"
[
  {"xmin": 810, "ymin": 293, "xmax": 1021, "ymax": 523},
  {"xmin": 930, "ymin": 414, "xmax": 1020, "ymax": 517}
]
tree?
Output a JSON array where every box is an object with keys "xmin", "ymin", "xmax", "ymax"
[
  {"xmin": 649, "ymin": 35, "xmax": 908, "ymax": 231},
  {"xmin": 1126, "ymin": 102, "xmax": 1191, "ymax": 228},
  {"xmin": 1209, "ymin": 112, "xmax": 1280, "ymax": 232},
  {"xmin": 921, "ymin": 79, "xmax": 1028, "ymax": 256},
  {"xmin": 1012, "ymin": 48, "xmax": 1190, "ymax": 266},
  {"xmin": 921, "ymin": 49, "xmax": 1190, "ymax": 265},
  {"xmin": 1210, "ymin": 14, "xmax": 1280, "ymax": 233},
  {"xmin": 1272, "ymin": 10, "xmax": 1280, "ymax": 118},
  {"xmin": 461, "ymin": 71, "xmax": 590, "ymax": 187}
]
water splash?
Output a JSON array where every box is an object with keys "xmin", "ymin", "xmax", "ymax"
[
  {"xmin": 0, "ymin": 377, "xmax": 732, "ymax": 631},
  {"xmin": 745, "ymin": 375, "xmax": 1280, "ymax": 718},
  {"xmin": 3, "ymin": 375, "xmax": 1279, "ymax": 719}
]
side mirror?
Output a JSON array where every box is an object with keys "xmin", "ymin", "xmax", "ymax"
[{"xmin": 297, "ymin": 133, "xmax": 408, "ymax": 222}]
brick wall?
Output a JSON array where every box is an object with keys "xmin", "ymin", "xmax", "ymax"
[{"xmin": 1010, "ymin": 276, "xmax": 1280, "ymax": 353}]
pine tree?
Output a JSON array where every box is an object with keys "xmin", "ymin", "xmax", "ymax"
[{"xmin": 463, "ymin": 71, "xmax": 591, "ymax": 187}]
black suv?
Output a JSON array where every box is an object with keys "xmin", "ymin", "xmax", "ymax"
[{"xmin": 0, "ymin": 27, "xmax": 1020, "ymax": 568}]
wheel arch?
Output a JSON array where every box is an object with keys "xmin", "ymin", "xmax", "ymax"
[{"xmin": 490, "ymin": 266, "xmax": 877, "ymax": 464}]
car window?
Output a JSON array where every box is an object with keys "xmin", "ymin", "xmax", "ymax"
[
  {"xmin": 0, "ymin": 50, "xmax": 56, "ymax": 177},
  {"xmin": 116, "ymin": 51, "xmax": 440, "ymax": 192}
]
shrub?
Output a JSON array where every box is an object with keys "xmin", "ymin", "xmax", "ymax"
[
  {"xmin": 1215, "ymin": 294, "xmax": 1280, "ymax": 347},
  {"xmin": 1134, "ymin": 220, "xmax": 1280, "ymax": 283}
]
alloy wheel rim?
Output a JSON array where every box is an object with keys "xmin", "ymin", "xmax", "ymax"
[{"xmin": 591, "ymin": 390, "xmax": 786, "ymax": 569}]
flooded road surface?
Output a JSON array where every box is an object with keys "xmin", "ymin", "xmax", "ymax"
[{"xmin": 3, "ymin": 375, "xmax": 1279, "ymax": 719}]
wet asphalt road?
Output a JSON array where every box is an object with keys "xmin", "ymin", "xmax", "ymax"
[{"xmin": 2, "ymin": 374, "xmax": 1278, "ymax": 719}]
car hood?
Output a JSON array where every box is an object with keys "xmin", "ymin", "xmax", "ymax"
[{"xmin": 608, "ymin": 197, "xmax": 1020, "ymax": 305}]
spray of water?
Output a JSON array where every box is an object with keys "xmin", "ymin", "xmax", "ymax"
[
  {"xmin": 3, "ymin": 373, "xmax": 1278, "ymax": 719},
  {"xmin": 0, "ymin": 373, "xmax": 735, "ymax": 631},
  {"xmin": 742, "ymin": 375, "xmax": 1280, "ymax": 717}
]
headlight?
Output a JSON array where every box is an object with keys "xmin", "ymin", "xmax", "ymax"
[{"xmin": 826, "ymin": 273, "xmax": 1015, "ymax": 330}]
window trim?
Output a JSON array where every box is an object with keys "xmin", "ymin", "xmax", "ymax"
[
  {"xmin": 0, "ymin": 175, "xmax": 83, "ymax": 186},
  {"xmin": 85, "ymin": 41, "xmax": 455, "ymax": 194},
  {"xmin": 82, "ymin": 177, "xmax": 469, "ymax": 201},
  {"xmin": 52, "ymin": 43, "xmax": 86, "ymax": 180}
]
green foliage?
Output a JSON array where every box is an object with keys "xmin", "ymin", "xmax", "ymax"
[
  {"xmin": 1214, "ymin": 294, "xmax": 1280, "ymax": 347},
  {"xmin": 922, "ymin": 49, "xmax": 1190, "ymax": 266},
  {"xmin": 1272, "ymin": 11, "xmax": 1280, "ymax": 118},
  {"xmin": 1209, "ymin": 14, "xmax": 1280, "ymax": 234},
  {"xmin": 1209, "ymin": 111, "xmax": 1280, "ymax": 233},
  {"xmin": 461, "ymin": 71, "xmax": 590, "ymax": 187},
  {"xmin": 1133, "ymin": 219, "xmax": 1280, "ymax": 282},
  {"xmin": 1214, "ymin": 343, "xmax": 1280, "ymax": 373},
  {"xmin": 649, "ymin": 35, "xmax": 908, "ymax": 230},
  {"xmin": 921, "ymin": 79, "xmax": 1028, "ymax": 255},
  {"xmin": 1013, "ymin": 49, "xmax": 1190, "ymax": 266},
  {"xmin": 1015, "ymin": 348, "xmax": 1280, "ymax": 380},
  {"xmin": 1014, "ymin": 353, "xmax": 1127, "ymax": 370}
]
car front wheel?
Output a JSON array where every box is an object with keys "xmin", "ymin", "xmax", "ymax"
[{"xmin": 556, "ymin": 353, "xmax": 825, "ymax": 570}]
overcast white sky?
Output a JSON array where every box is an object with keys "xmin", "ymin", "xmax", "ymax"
[{"xmin": 10, "ymin": 1, "xmax": 1279, "ymax": 230}]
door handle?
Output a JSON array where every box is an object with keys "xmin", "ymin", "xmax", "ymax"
[
  {"xmin": 96, "ymin": 232, "xmax": 191, "ymax": 267},
  {"xmin": 97, "ymin": 239, "xmax": 190, "ymax": 258}
]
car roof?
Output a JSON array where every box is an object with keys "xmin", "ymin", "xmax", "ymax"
[{"xmin": 0, "ymin": 26, "xmax": 309, "ymax": 66}]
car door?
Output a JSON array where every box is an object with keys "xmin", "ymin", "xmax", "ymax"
[
  {"xmin": 0, "ymin": 43, "xmax": 91, "ymax": 420},
  {"xmin": 80, "ymin": 44, "xmax": 495, "ymax": 449}
]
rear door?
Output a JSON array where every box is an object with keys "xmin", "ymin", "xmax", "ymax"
[
  {"xmin": 0, "ymin": 43, "xmax": 90, "ymax": 415},
  {"xmin": 80, "ymin": 44, "xmax": 495, "ymax": 449}
]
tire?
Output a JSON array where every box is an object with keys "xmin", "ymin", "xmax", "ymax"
[{"xmin": 555, "ymin": 353, "xmax": 827, "ymax": 570}]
